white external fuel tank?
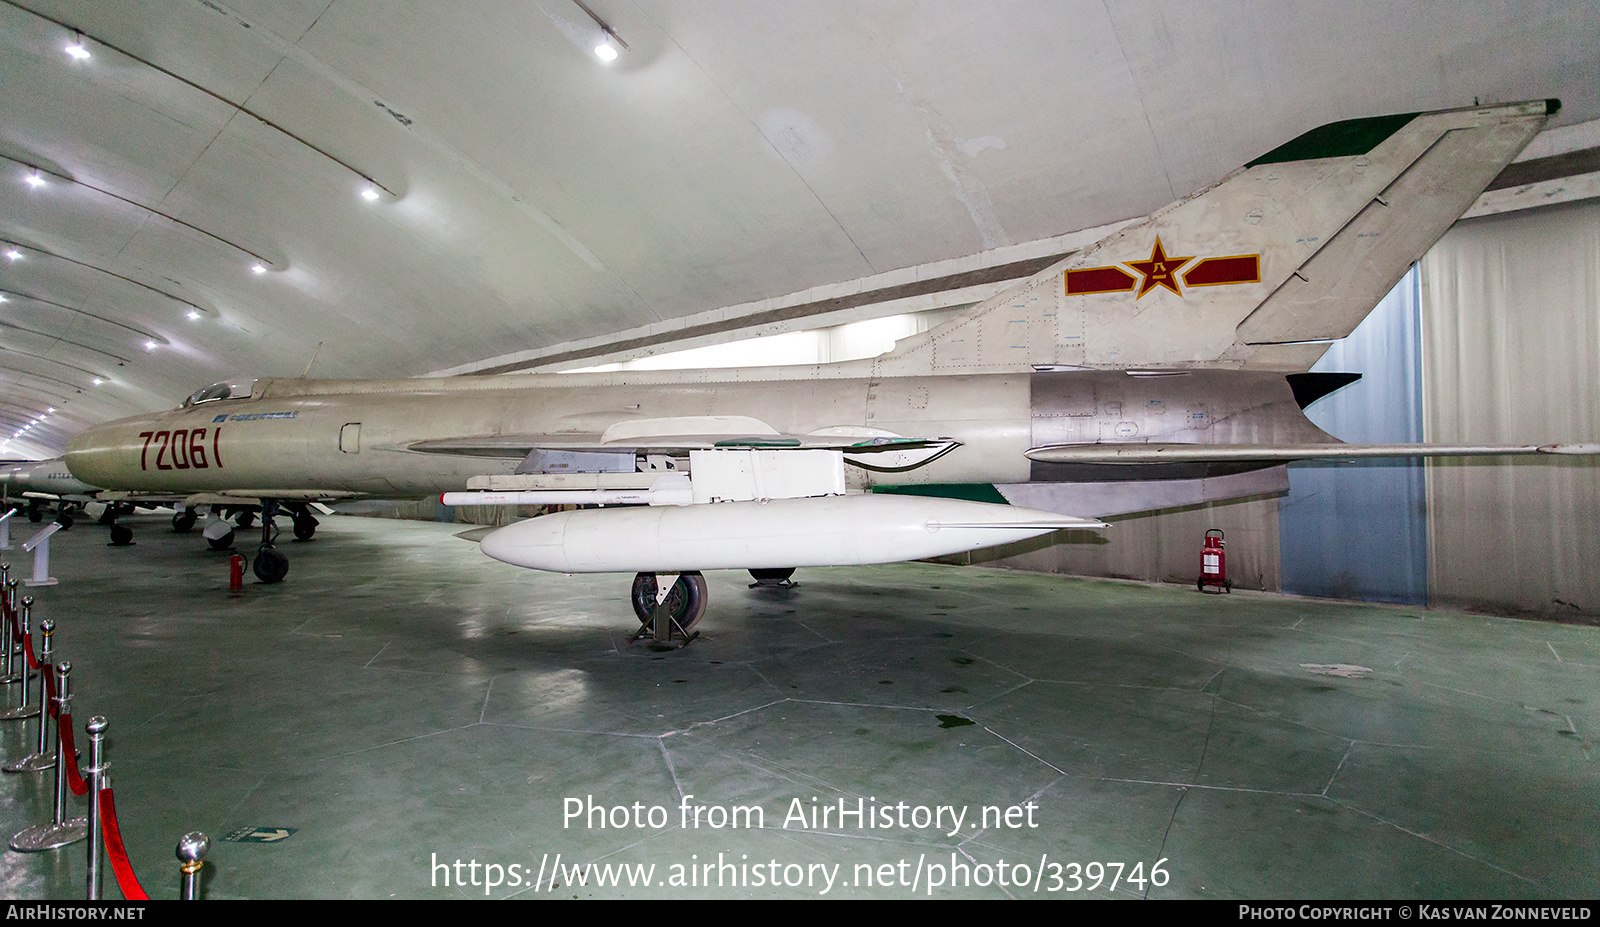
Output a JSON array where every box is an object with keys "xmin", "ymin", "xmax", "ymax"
[{"xmin": 477, "ymin": 494, "xmax": 1106, "ymax": 574}]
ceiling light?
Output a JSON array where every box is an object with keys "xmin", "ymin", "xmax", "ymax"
[
  {"xmin": 360, "ymin": 183, "xmax": 380, "ymax": 201},
  {"xmin": 573, "ymin": 1, "xmax": 628, "ymax": 63},
  {"xmin": 92, "ymin": 378, "xmax": 103, "ymax": 385},
  {"xmin": 0, "ymin": 294, "xmax": 7, "ymax": 302},
  {"xmin": 187, "ymin": 309, "xmax": 201, "ymax": 320},
  {"xmin": 64, "ymin": 39, "xmax": 90, "ymax": 60},
  {"xmin": 251, "ymin": 263, "xmax": 266, "ymax": 274},
  {"xmin": 5, "ymin": 249, "xmax": 21, "ymax": 261},
  {"xmin": 46, "ymin": 407, "xmax": 54, "ymax": 413},
  {"xmin": 144, "ymin": 340, "xmax": 157, "ymax": 350},
  {"xmin": 25, "ymin": 171, "xmax": 45, "ymax": 188}
]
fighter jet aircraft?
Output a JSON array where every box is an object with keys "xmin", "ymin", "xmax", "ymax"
[
  {"xmin": 64, "ymin": 99, "xmax": 1595, "ymax": 636},
  {"xmin": 1, "ymin": 457, "xmax": 99, "ymax": 527}
]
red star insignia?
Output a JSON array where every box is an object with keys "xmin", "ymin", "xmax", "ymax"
[{"xmin": 1124, "ymin": 238, "xmax": 1194, "ymax": 298}]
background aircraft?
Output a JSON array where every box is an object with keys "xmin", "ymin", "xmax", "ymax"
[
  {"xmin": 1, "ymin": 456, "xmax": 98, "ymax": 526},
  {"xmin": 63, "ymin": 100, "xmax": 1594, "ymax": 634}
]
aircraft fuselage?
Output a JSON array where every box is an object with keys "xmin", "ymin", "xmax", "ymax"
[{"xmin": 63, "ymin": 369, "xmax": 1335, "ymax": 497}]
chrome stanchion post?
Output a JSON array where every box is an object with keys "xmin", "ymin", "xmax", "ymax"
[
  {"xmin": 2, "ymin": 576, "xmax": 16, "ymax": 685},
  {"xmin": 5, "ymin": 619, "xmax": 55, "ymax": 771},
  {"xmin": 85, "ymin": 716, "xmax": 107, "ymax": 901},
  {"xmin": 1, "ymin": 597, "xmax": 38, "ymax": 720},
  {"xmin": 177, "ymin": 832, "xmax": 209, "ymax": 900},
  {"xmin": 10, "ymin": 661, "xmax": 86, "ymax": 852}
]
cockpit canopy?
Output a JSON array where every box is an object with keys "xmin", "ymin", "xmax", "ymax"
[{"xmin": 180, "ymin": 379, "xmax": 256, "ymax": 408}]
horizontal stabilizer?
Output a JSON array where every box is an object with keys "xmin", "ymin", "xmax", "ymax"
[{"xmin": 1025, "ymin": 443, "xmax": 1600, "ymax": 464}]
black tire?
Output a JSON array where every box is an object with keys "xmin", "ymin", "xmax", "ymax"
[
  {"xmin": 172, "ymin": 512, "xmax": 197, "ymax": 533},
  {"xmin": 630, "ymin": 571, "xmax": 709, "ymax": 633},
  {"xmin": 1197, "ymin": 575, "xmax": 1205, "ymax": 592},
  {"xmin": 236, "ymin": 511, "xmax": 256, "ymax": 529},
  {"xmin": 28, "ymin": 507, "xmax": 43, "ymax": 523},
  {"xmin": 109, "ymin": 524, "xmax": 134, "ymax": 546},
  {"xmin": 56, "ymin": 513, "xmax": 74, "ymax": 531},
  {"xmin": 748, "ymin": 568, "xmax": 796, "ymax": 585},
  {"xmin": 253, "ymin": 546, "xmax": 289, "ymax": 583},
  {"xmin": 208, "ymin": 529, "xmax": 236, "ymax": 551},
  {"xmin": 292, "ymin": 516, "xmax": 318, "ymax": 541}
]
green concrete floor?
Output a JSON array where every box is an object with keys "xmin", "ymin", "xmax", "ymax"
[{"xmin": 0, "ymin": 512, "xmax": 1594, "ymax": 899}]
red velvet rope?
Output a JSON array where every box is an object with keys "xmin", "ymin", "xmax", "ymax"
[
  {"xmin": 22, "ymin": 631, "xmax": 40, "ymax": 670},
  {"xmin": 42, "ymin": 664, "xmax": 56, "ymax": 719},
  {"xmin": 55, "ymin": 712, "xmax": 89, "ymax": 796},
  {"xmin": 97, "ymin": 790, "xmax": 149, "ymax": 901}
]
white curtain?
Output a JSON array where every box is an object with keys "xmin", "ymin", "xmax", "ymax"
[{"xmin": 1420, "ymin": 199, "xmax": 1600, "ymax": 615}]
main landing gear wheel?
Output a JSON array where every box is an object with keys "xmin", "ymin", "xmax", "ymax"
[
  {"xmin": 207, "ymin": 529, "xmax": 235, "ymax": 551},
  {"xmin": 629, "ymin": 571, "xmax": 708, "ymax": 646},
  {"xmin": 27, "ymin": 506, "xmax": 43, "ymax": 523},
  {"xmin": 108, "ymin": 524, "xmax": 134, "ymax": 547},
  {"xmin": 172, "ymin": 511, "xmax": 196, "ymax": 533},
  {"xmin": 54, "ymin": 513, "xmax": 73, "ymax": 531},
  {"xmin": 253, "ymin": 546, "xmax": 289, "ymax": 584},
  {"xmin": 292, "ymin": 514, "xmax": 318, "ymax": 541}
]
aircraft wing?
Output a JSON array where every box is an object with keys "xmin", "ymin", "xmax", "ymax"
[
  {"xmin": 1025, "ymin": 443, "xmax": 1600, "ymax": 464},
  {"xmin": 408, "ymin": 418, "xmax": 962, "ymax": 472}
]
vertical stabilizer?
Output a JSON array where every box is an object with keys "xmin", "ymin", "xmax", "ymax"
[{"xmin": 871, "ymin": 100, "xmax": 1555, "ymax": 376}]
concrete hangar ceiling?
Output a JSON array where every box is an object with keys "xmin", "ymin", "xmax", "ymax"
[{"xmin": 0, "ymin": 1, "xmax": 1595, "ymax": 458}]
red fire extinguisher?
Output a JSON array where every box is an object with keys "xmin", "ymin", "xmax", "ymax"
[
  {"xmin": 1198, "ymin": 528, "xmax": 1232, "ymax": 593},
  {"xmin": 229, "ymin": 553, "xmax": 245, "ymax": 594}
]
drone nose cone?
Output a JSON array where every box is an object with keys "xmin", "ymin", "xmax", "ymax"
[{"xmin": 479, "ymin": 516, "xmax": 569, "ymax": 572}]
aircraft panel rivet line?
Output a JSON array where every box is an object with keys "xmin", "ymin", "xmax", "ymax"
[
  {"xmin": 4, "ymin": 618, "xmax": 58, "ymax": 772},
  {"xmin": 178, "ymin": 832, "xmax": 210, "ymax": 900},
  {"xmin": 11, "ymin": 660, "xmax": 88, "ymax": 853},
  {"xmin": 0, "ymin": 597, "xmax": 40, "ymax": 720}
]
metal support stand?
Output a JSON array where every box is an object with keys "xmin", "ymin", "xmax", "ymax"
[
  {"xmin": 11, "ymin": 661, "xmax": 87, "ymax": 852},
  {"xmin": 5, "ymin": 619, "xmax": 55, "ymax": 771},
  {"xmin": 1, "ymin": 597, "xmax": 38, "ymax": 720},
  {"xmin": 627, "ymin": 575, "xmax": 701, "ymax": 649},
  {"xmin": 85, "ymin": 716, "xmax": 108, "ymax": 901},
  {"xmin": 22, "ymin": 523, "xmax": 61, "ymax": 587},
  {"xmin": 0, "ymin": 509, "xmax": 13, "ymax": 551},
  {"xmin": 177, "ymin": 832, "xmax": 209, "ymax": 900}
]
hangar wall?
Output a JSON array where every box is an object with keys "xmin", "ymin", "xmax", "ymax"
[
  {"xmin": 1421, "ymin": 200, "xmax": 1600, "ymax": 616},
  {"xmin": 1278, "ymin": 269, "xmax": 1429, "ymax": 605}
]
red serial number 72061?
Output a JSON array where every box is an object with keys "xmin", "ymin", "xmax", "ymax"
[{"xmin": 138, "ymin": 428, "xmax": 222, "ymax": 471}]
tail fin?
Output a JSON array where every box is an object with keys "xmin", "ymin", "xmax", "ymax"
[{"xmin": 871, "ymin": 100, "xmax": 1555, "ymax": 376}]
